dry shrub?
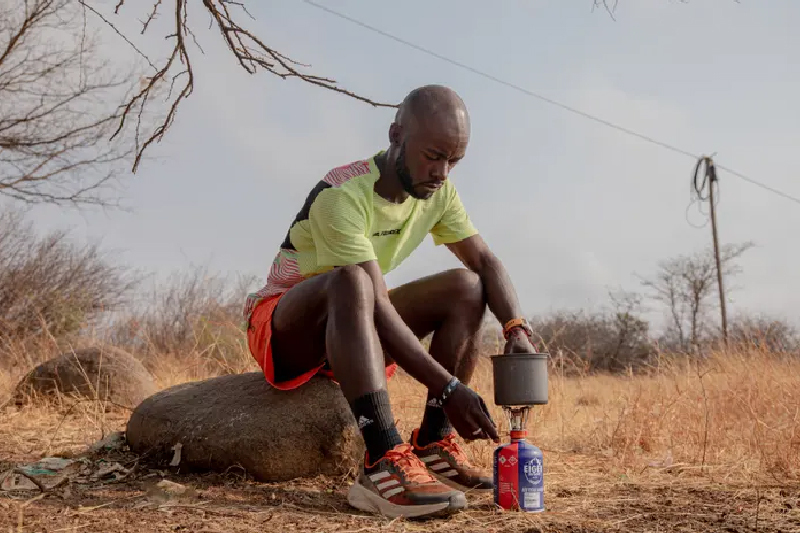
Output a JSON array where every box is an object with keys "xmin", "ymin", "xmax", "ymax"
[
  {"xmin": 2, "ymin": 339, "xmax": 798, "ymax": 486},
  {"xmin": 529, "ymin": 307, "xmax": 656, "ymax": 376},
  {"xmin": 0, "ymin": 207, "xmax": 796, "ymax": 485},
  {"xmin": 725, "ymin": 313, "xmax": 800, "ymax": 354},
  {"xmin": 385, "ymin": 346, "xmax": 800, "ymax": 482},
  {"xmin": 110, "ymin": 265, "xmax": 259, "ymax": 380},
  {"xmin": 0, "ymin": 207, "xmax": 260, "ymax": 391},
  {"xmin": 0, "ymin": 207, "xmax": 137, "ymax": 367},
  {"xmin": 539, "ymin": 347, "xmax": 798, "ymax": 480}
]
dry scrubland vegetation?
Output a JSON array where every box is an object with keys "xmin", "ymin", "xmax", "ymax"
[
  {"xmin": 2, "ymin": 2, "xmax": 799, "ymax": 530},
  {"xmin": 2, "ymin": 207, "xmax": 800, "ymax": 532}
]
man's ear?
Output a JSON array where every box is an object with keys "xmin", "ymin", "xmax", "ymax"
[{"xmin": 388, "ymin": 123, "xmax": 402, "ymax": 147}]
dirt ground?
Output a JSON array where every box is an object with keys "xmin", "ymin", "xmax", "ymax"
[
  {"xmin": 3, "ymin": 354, "xmax": 800, "ymax": 533},
  {"xmin": 2, "ymin": 414, "xmax": 798, "ymax": 533}
]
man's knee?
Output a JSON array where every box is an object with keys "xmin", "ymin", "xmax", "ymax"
[
  {"xmin": 327, "ymin": 264, "xmax": 375, "ymax": 304},
  {"xmin": 445, "ymin": 268, "xmax": 486, "ymax": 314}
]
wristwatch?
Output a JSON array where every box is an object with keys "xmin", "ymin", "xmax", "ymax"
[{"xmin": 502, "ymin": 318, "xmax": 533, "ymax": 340}]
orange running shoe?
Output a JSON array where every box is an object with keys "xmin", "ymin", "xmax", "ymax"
[
  {"xmin": 410, "ymin": 429, "xmax": 494, "ymax": 492},
  {"xmin": 347, "ymin": 443, "xmax": 467, "ymax": 518}
]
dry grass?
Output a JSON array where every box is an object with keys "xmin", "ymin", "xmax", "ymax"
[
  {"xmin": 1, "ymin": 343, "xmax": 800, "ymax": 532},
  {"xmin": 388, "ymin": 347, "xmax": 800, "ymax": 484}
]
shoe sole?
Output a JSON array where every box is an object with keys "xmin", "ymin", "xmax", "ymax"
[
  {"xmin": 431, "ymin": 471, "xmax": 494, "ymax": 494},
  {"xmin": 347, "ymin": 482, "xmax": 467, "ymax": 518}
]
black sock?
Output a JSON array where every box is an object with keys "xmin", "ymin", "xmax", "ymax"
[
  {"xmin": 416, "ymin": 392, "xmax": 454, "ymax": 446},
  {"xmin": 350, "ymin": 390, "xmax": 403, "ymax": 464}
]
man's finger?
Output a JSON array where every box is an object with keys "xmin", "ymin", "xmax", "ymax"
[
  {"xmin": 478, "ymin": 396, "xmax": 497, "ymax": 427},
  {"xmin": 477, "ymin": 400, "xmax": 500, "ymax": 442},
  {"xmin": 483, "ymin": 417, "xmax": 500, "ymax": 442}
]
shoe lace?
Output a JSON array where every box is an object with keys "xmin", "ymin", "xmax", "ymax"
[
  {"xmin": 384, "ymin": 444, "xmax": 437, "ymax": 484},
  {"xmin": 438, "ymin": 433, "xmax": 471, "ymax": 465}
]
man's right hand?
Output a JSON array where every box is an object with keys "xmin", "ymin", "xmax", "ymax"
[{"xmin": 443, "ymin": 383, "xmax": 500, "ymax": 443}]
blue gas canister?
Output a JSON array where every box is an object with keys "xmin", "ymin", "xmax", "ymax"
[{"xmin": 493, "ymin": 428, "xmax": 544, "ymax": 512}]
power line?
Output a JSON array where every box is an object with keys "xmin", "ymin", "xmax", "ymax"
[
  {"xmin": 302, "ymin": 0, "xmax": 696, "ymax": 160},
  {"xmin": 714, "ymin": 163, "xmax": 800, "ymax": 205},
  {"xmin": 302, "ymin": 0, "xmax": 800, "ymax": 207}
]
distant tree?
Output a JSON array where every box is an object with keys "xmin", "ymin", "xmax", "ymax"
[
  {"xmin": 639, "ymin": 242, "xmax": 754, "ymax": 352},
  {"xmin": 528, "ymin": 288, "xmax": 655, "ymax": 375},
  {"xmin": 607, "ymin": 288, "xmax": 653, "ymax": 365},
  {"xmin": 0, "ymin": 0, "xmax": 141, "ymax": 207}
]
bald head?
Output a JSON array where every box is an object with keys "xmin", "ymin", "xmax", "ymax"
[
  {"xmin": 384, "ymin": 85, "xmax": 471, "ymax": 201},
  {"xmin": 394, "ymin": 85, "xmax": 470, "ymax": 135}
]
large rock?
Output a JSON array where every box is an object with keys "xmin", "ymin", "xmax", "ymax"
[
  {"xmin": 125, "ymin": 373, "xmax": 364, "ymax": 482},
  {"xmin": 13, "ymin": 346, "xmax": 157, "ymax": 409}
]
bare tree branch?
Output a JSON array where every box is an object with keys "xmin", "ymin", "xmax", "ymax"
[
  {"xmin": 0, "ymin": 0, "xmax": 143, "ymax": 207},
  {"xmin": 591, "ymin": 0, "xmax": 739, "ymax": 20},
  {"xmin": 592, "ymin": 0, "xmax": 620, "ymax": 20},
  {"xmin": 6, "ymin": 0, "xmax": 724, "ymax": 207},
  {"xmin": 83, "ymin": 0, "xmax": 396, "ymax": 174},
  {"xmin": 1, "ymin": 0, "xmax": 394, "ymax": 206}
]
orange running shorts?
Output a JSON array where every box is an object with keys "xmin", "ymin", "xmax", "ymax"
[{"xmin": 247, "ymin": 292, "xmax": 398, "ymax": 390}]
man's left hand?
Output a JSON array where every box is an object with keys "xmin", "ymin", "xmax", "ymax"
[{"xmin": 504, "ymin": 330, "xmax": 535, "ymax": 354}]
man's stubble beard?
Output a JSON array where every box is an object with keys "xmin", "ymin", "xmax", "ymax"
[{"xmin": 395, "ymin": 142, "xmax": 430, "ymax": 200}]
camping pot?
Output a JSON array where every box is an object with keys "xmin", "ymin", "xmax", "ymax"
[{"xmin": 491, "ymin": 352, "xmax": 549, "ymax": 406}]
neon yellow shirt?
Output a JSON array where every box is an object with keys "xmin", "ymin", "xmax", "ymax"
[{"xmin": 243, "ymin": 152, "xmax": 478, "ymax": 323}]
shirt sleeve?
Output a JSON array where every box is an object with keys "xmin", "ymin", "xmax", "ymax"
[
  {"xmin": 430, "ymin": 183, "xmax": 479, "ymax": 245},
  {"xmin": 308, "ymin": 188, "xmax": 377, "ymax": 267}
]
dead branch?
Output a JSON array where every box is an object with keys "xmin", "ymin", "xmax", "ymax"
[
  {"xmin": 85, "ymin": 0, "xmax": 396, "ymax": 174},
  {"xmin": 0, "ymin": 0, "xmax": 142, "ymax": 207},
  {"xmin": 2, "ymin": 0, "xmax": 393, "ymax": 205},
  {"xmin": 592, "ymin": 0, "xmax": 738, "ymax": 20},
  {"xmin": 592, "ymin": 0, "xmax": 620, "ymax": 20}
]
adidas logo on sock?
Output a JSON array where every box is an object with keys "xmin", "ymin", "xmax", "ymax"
[{"xmin": 357, "ymin": 415, "xmax": 373, "ymax": 429}]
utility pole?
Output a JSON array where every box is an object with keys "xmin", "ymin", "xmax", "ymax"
[{"xmin": 698, "ymin": 156, "xmax": 728, "ymax": 346}]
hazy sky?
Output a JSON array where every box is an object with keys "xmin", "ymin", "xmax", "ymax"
[{"xmin": 18, "ymin": 0, "xmax": 800, "ymax": 331}]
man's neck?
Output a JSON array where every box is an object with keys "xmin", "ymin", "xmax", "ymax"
[{"xmin": 374, "ymin": 151, "xmax": 410, "ymax": 204}]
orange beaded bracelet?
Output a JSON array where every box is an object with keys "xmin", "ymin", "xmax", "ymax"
[{"xmin": 502, "ymin": 318, "xmax": 533, "ymax": 340}]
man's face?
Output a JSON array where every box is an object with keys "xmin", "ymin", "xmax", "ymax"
[{"xmin": 393, "ymin": 113, "xmax": 469, "ymax": 200}]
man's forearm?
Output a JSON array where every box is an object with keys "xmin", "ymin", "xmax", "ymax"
[
  {"xmin": 478, "ymin": 253, "xmax": 525, "ymax": 327},
  {"xmin": 372, "ymin": 293, "xmax": 453, "ymax": 393},
  {"xmin": 355, "ymin": 260, "xmax": 453, "ymax": 393}
]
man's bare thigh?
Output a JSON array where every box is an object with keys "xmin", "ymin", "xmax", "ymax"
[{"xmin": 270, "ymin": 268, "xmax": 472, "ymax": 378}]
